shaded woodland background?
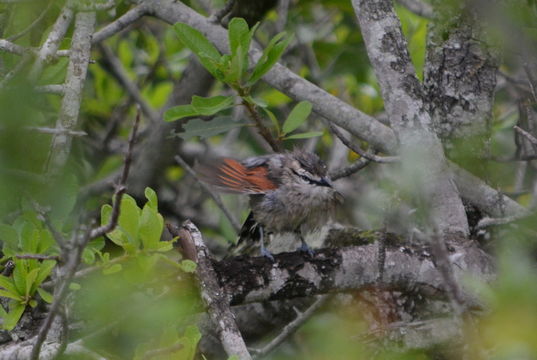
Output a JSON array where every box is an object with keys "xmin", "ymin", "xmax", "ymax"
[{"xmin": 1, "ymin": 0, "xmax": 537, "ymax": 359}]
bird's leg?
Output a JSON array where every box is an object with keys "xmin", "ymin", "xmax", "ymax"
[
  {"xmin": 259, "ymin": 226, "xmax": 275, "ymax": 262},
  {"xmin": 295, "ymin": 230, "xmax": 314, "ymax": 257}
]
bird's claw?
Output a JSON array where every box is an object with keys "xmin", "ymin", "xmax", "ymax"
[
  {"xmin": 260, "ymin": 247, "xmax": 275, "ymax": 262},
  {"xmin": 297, "ymin": 242, "xmax": 314, "ymax": 257}
]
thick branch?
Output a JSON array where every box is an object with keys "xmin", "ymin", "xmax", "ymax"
[
  {"xmin": 170, "ymin": 221, "xmax": 252, "ymax": 360},
  {"xmin": 214, "ymin": 242, "xmax": 492, "ymax": 307},
  {"xmin": 352, "ymin": 0, "xmax": 469, "ymax": 236},
  {"xmin": 44, "ymin": 11, "xmax": 96, "ymax": 175}
]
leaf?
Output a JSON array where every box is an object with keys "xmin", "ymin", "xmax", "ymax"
[
  {"xmin": 12, "ymin": 260, "xmax": 27, "ymax": 296},
  {"xmin": 117, "ymin": 195, "xmax": 141, "ymax": 248},
  {"xmin": 0, "ymin": 224, "xmax": 19, "ymax": 257},
  {"xmin": 2, "ymin": 302, "xmax": 26, "ymax": 331},
  {"xmin": 228, "ymin": 18, "xmax": 256, "ymax": 82},
  {"xmin": 139, "ymin": 205, "xmax": 163, "ymax": 250},
  {"xmin": 177, "ymin": 117, "xmax": 246, "ymax": 140},
  {"xmin": 261, "ymin": 107, "xmax": 280, "ymax": 135},
  {"xmin": 174, "ymin": 23, "xmax": 221, "ymax": 77},
  {"xmin": 102, "ymin": 263, "xmax": 122, "ymax": 275},
  {"xmin": 248, "ymin": 32, "xmax": 293, "ymax": 85},
  {"xmin": 0, "ymin": 289, "xmax": 21, "ymax": 301},
  {"xmin": 157, "ymin": 241, "xmax": 173, "ymax": 252},
  {"xmin": 144, "ymin": 187, "xmax": 158, "ymax": 210},
  {"xmin": 0, "ymin": 275, "xmax": 17, "ymax": 294},
  {"xmin": 25, "ymin": 268, "xmax": 39, "ymax": 296},
  {"xmin": 34, "ymin": 260, "xmax": 56, "ymax": 288},
  {"xmin": 179, "ymin": 260, "xmax": 197, "ymax": 273},
  {"xmin": 37, "ymin": 287, "xmax": 53, "ymax": 303},
  {"xmin": 283, "ymin": 131, "xmax": 324, "ymax": 140},
  {"xmin": 69, "ymin": 282, "xmax": 81, "ymax": 291},
  {"xmin": 282, "ymin": 101, "xmax": 312, "ymax": 134},
  {"xmin": 164, "ymin": 104, "xmax": 199, "ymax": 122},
  {"xmin": 191, "ymin": 95, "xmax": 234, "ymax": 116}
]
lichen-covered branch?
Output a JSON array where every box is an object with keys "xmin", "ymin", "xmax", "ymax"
[
  {"xmin": 352, "ymin": 0, "xmax": 469, "ymax": 236},
  {"xmin": 44, "ymin": 11, "xmax": 96, "ymax": 176},
  {"xmin": 170, "ymin": 221, "xmax": 252, "ymax": 360}
]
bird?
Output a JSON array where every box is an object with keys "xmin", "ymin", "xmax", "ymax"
[{"xmin": 196, "ymin": 150, "xmax": 342, "ymax": 260}]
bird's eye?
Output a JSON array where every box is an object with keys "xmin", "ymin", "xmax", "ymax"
[{"xmin": 299, "ymin": 174, "xmax": 311, "ymax": 182}]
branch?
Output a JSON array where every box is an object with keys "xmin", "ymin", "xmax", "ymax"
[
  {"xmin": 250, "ymin": 295, "xmax": 329, "ymax": 358},
  {"xmin": 92, "ymin": 3, "xmax": 149, "ymax": 43},
  {"xmin": 169, "ymin": 221, "xmax": 252, "ymax": 360},
  {"xmin": 241, "ymin": 99, "xmax": 282, "ymax": 152},
  {"xmin": 352, "ymin": 0, "xmax": 469, "ymax": 236},
  {"xmin": 514, "ymin": 125, "xmax": 537, "ymax": 150},
  {"xmin": 98, "ymin": 43, "xmax": 160, "ymax": 124},
  {"xmin": 44, "ymin": 11, "xmax": 96, "ymax": 176},
  {"xmin": 29, "ymin": 3, "xmax": 74, "ymax": 80},
  {"xmin": 174, "ymin": 155, "xmax": 241, "ymax": 232},
  {"xmin": 329, "ymin": 157, "xmax": 371, "ymax": 181},
  {"xmin": 328, "ymin": 123, "xmax": 399, "ymax": 163},
  {"xmin": 0, "ymin": 39, "xmax": 29, "ymax": 55}
]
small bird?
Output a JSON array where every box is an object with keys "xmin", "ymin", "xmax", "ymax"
[{"xmin": 196, "ymin": 150, "xmax": 342, "ymax": 260}]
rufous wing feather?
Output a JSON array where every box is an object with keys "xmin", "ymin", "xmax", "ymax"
[{"xmin": 195, "ymin": 158, "xmax": 277, "ymax": 194}]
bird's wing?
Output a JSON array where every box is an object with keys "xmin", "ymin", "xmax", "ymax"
[{"xmin": 195, "ymin": 158, "xmax": 277, "ymax": 194}]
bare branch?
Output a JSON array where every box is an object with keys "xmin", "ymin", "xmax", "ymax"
[
  {"xmin": 174, "ymin": 155, "xmax": 241, "ymax": 232},
  {"xmin": 251, "ymin": 295, "xmax": 329, "ymax": 358},
  {"xmin": 209, "ymin": 0, "xmax": 235, "ymax": 24},
  {"xmin": 92, "ymin": 3, "xmax": 149, "ymax": 43},
  {"xmin": 44, "ymin": 11, "xmax": 96, "ymax": 176},
  {"xmin": 328, "ymin": 123, "xmax": 399, "ymax": 163},
  {"xmin": 0, "ymin": 39, "xmax": 29, "ymax": 55},
  {"xmin": 98, "ymin": 43, "xmax": 160, "ymax": 124},
  {"xmin": 25, "ymin": 126, "xmax": 85, "ymax": 136},
  {"xmin": 514, "ymin": 125, "xmax": 537, "ymax": 149},
  {"xmin": 329, "ymin": 157, "xmax": 371, "ymax": 181},
  {"xmin": 29, "ymin": 4, "xmax": 74, "ymax": 80},
  {"xmin": 34, "ymin": 85, "xmax": 65, "ymax": 95},
  {"xmin": 169, "ymin": 221, "xmax": 252, "ymax": 360},
  {"xmin": 15, "ymin": 254, "xmax": 60, "ymax": 261}
]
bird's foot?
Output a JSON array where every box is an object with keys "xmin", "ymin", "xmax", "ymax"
[
  {"xmin": 260, "ymin": 247, "xmax": 275, "ymax": 262},
  {"xmin": 297, "ymin": 242, "xmax": 315, "ymax": 257}
]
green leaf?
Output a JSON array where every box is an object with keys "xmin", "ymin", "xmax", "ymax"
[
  {"xmin": 283, "ymin": 131, "xmax": 324, "ymax": 140},
  {"xmin": 25, "ymin": 268, "xmax": 39, "ymax": 296},
  {"xmin": 37, "ymin": 287, "xmax": 53, "ymax": 303},
  {"xmin": 248, "ymin": 32, "xmax": 293, "ymax": 85},
  {"xmin": 177, "ymin": 117, "xmax": 246, "ymax": 140},
  {"xmin": 282, "ymin": 101, "xmax": 312, "ymax": 134},
  {"xmin": 164, "ymin": 104, "xmax": 199, "ymax": 122},
  {"xmin": 2, "ymin": 302, "xmax": 26, "ymax": 330},
  {"xmin": 228, "ymin": 18, "xmax": 256, "ymax": 82},
  {"xmin": 28, "ymin": 299, "xmax": 37, "ymax": 308},
  {"xmin": 261, "ymin": 107, "xmax": 280, "ymax": 135},
  {"xmin": 156, "ymin": 241, "xmax": 173, "ymax": 252},
  {"xmin": 144, "ymin": 187, "xmax": 158, "ymax": 210},
  {"xmin": 34, "ymin": 260, "xmax": 56, "ymax": 288},
  {"xmin": 0, "ymin": 224, "xmax": 19, "ymax": 257},
  {"xmin": 174, "ymin": 23, "xmax": 222, "ymax": 77},
  {"xmin": 139, "ymin": 205, "xmax": 164, "ymax": 250},
  {"xmin": 115, "ymin": 195, "xmax": 141, "ymax": 248},
  {"xmin": 0, "ymin": 289, "xmax": 21, "ymax": 301},
  {"xmin": 69, "ymin": 282, "xmax": 81, "ymax": 291},
  {"xmin": 102, "ymin": 263, "xmax": 122, "ymax": 275},
  {"xmin": 12, "ymin": 260, "xmax": 27, "ymax": 296},
  {"xmin": 179, "ymin": 260, "xmax": 197, "ymax": 273},
  {"xmin": 191, "ymin": 95, "xmax": 234, "ymax": 116},
  {"xmin": 0, "ymin": 275, "xmax": 17, "ymax": 294}
]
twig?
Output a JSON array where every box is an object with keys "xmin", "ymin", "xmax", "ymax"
[
  {"xmin": 34, "ymin": 85, "xmax": 65, "ymax": 95},
  {"xmin": 514, "ymin": 125, "xmax": 537, "ymax": 150},
  {"xmin": 25, "ymin": 126, "xmax": 85, "ymax": 136},
  {"xmin": 209, "ymin": 0, "xmax": 235, "ymax": 24},
  {"xmin": 328, "ymin": 123, "xmax": 399, "ymax": 163},
  {"xmin": 7, "ymin": 0, "xmax": 54, "ymax": 41},
  {"xmin": 44, "ymin": 11, "xmax": 96, "ymax": 176},
  {"xmin": 15, "ymin": 254, "xmax": 60, "ymax": 261},
  {"xmin": 0, "ymin": 39, "xmax": 29, "ymax": 55},
  {"xmin": 168, "ymin": 221, "xmax": 252, "ymax": 360},
  {"xmin": 29, "ymin": 3, "xmax": 74, "ymax": 80},
  {"xmin": 31, "ymin": 109, "xmax": 140, "ymax": 360},
  {"xmin": 174, "ymin": 155, "xmax": 241, "ymax": 232},
  {"xmin": 92, "ymin": 3, "xmax": 149, "ymax": 43},
  {"xmin": 98, "ymin": 43, "xmax": 160, "ymax": 124},
  {"xmin": 241, "ymin": 100, "xmax": 283, "ymax": 152},
  {"xmin": 329, "ymin": 157, "xmax": 371, "ymax": 181},
  {"xmin": 71, "ymin": 0, "xmax": 115, "ymax": 11},
  {"xmin": 251, "ymin": 295, "xmax": 329, "ymax": 358},
  {"xmin": 32, "ymin": 202, "xmax": 67, "ymax": 248},
  {"xmin": 476, "ymin": 212, "xmax": 531, "ymax": 229}
]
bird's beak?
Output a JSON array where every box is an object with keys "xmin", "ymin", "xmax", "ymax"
[{"xmin": 319, "ymin": 177, "xmax": 333, "ymax": 188}]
